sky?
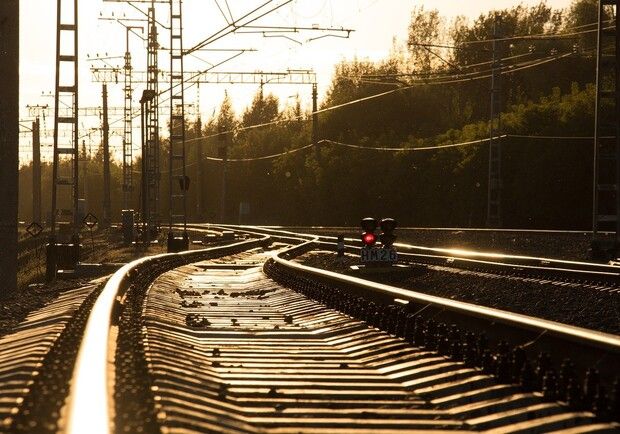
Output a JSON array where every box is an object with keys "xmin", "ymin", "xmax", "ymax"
[{"xmin": 18, "ymin": 0, "xmax": 573, "ymax": 162}]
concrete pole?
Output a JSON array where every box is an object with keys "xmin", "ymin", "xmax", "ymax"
[
  {"xmin": 102, "ymin": 83, "xmax": 111, "ymax": 227},
  {"xmin": 219, "ymin": 129, "xmax": 227, "ymax": 223},
  {"xmin": 0, "ymin": 0, "xmax": 19, "ymax": 295},
  {"xmin": 33, "ymin": 118, "xmax": 42, "ymax": 223},
  {"xmin": 487, "ymin": 15, "xmax": 503, "ymax": 228},
  {"xmin": 194, "ymin": 117, "xmax": 202, "ymax": 220},
  {"xmin": 220, "ymin": 157, "xmax": 227, "ymax": 223},
  {"xmin": 312, "ymin": 83, "xmax": 319, "ymax": 161}
]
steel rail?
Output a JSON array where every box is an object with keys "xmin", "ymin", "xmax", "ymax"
[
  {"xmin": 264, "ymin": 224, "xmax": 611, "ymax": 235},
  {"xmin": 184, "ymin": 223, "xmax": 620, "ymax": 281},
  {"xmin": 390, "ymin": 243, "xmax": 620, "ymax": 274},
  {"xmin": 313, "ymin": 240, "xmax": 620, "ymax": 283},
  {"xmin": 271, "ymin": 239, "xmax": 620, "ymax": 349},
  {"xmin": 64, "ymin": 235, "xmax": 270, "ymax": 434},
  {"xmin": 269, "ymin": 238, "xmax": 620, "ymax": 384},
  {"xmin": 184, "ymin": 223, "xmax": 312, "ymax": 246},
  {"xmin": 240, "ymin": 224, "xmax": 620, "ymax": 276}
]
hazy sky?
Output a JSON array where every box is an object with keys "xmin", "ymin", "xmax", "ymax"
[{"xmin": 19, "ymin": 0, "xmax": 574, "ymax": 161}]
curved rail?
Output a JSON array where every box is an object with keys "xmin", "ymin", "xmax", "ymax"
[
  {"xmin": 65, "ymin": 235, "xmax": 270, "ymax": 434},
  {"xmin": 208, "ymin": 224, "xmax": 620, "ymax": 281},
  {"xmin": 270, "ymin": 239, "xmax": 620, "ymax": 387}
]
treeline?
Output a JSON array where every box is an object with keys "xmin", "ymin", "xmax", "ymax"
[{"xmin": 19, "ymin": 0, "xmax": 602, "ymax": 229}]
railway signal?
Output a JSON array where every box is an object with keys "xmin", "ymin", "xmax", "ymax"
[
  {"xmin": 361, "ymin": 217, "xmax": 378, "ymax": 246},
  {"xmin": 360, "ymin": 217, "xmax": 397, "ymax": 265}
]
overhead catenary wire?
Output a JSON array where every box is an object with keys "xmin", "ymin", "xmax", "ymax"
[
  {"xmin": 79, "ymin": 1, "xmax": 296, "ymax": 141},
  {"xmin": 155, "ymin": 143, "xmax": 314, "ymax": 173},
  {"xmin": 363, "ymin": 50, "xmax": 536, "ymax": 80},
  {"xmin": 92, "ymin": 14, "xmax": 593, "ymax": 145},
  {"xmin": 83, "ymin": 24, "xmax": 591, "ymax": 152},
  {"xmin": 406, "ymin": 20, "xmax": 608, "ymax": 54},
  {"xmin": 162, "ymin": 130, "xmax": 605, "ymax": 171},
  {"xmin": 188, "ymin": 50, "xmax": 575, "ymax": 143},
  {"xmin": 214, "ymin": 0, "xmax": 231, "ymax": 25},
  {"xmin": 320, "ymin": 137, "xmax": 505, "ymax": 152},
  {"xmin": 43, "ymin": 131, "xmax": 603, "ymax": 170},
  {"xmin": 186, "ymin": 0, "xmax": 294, "ymax": 54},
  {"xmin": 454, "ymin": 19, "xmax": 612, "ymax": 46},
  {"xmin": 168, "ymin": 136, "xmax": 499, "ymax": 170}
]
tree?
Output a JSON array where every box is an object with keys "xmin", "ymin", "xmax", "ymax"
[
  {"xmin": 216, "ymin": 91, "xmax": 237, "ymax": 134},
  {"xmin": 242, "ymin": 89, "xmax": 279, "ymax": 126},
  {"xmin": 407, "ymin": 7, "xmax": 447, "ymax": 72}
]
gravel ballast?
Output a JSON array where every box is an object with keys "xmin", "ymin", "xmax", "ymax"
[
  {"xmin": 298, "ymin": 251, "xmax": 620, "ymax": 335},
  {"xmin": 287, "ymin": 227, "xmax": 609, "ymax": 262}
]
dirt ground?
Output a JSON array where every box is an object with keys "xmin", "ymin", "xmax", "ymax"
[{"xmin": 1, "ymin": 227, "xmax": 203, "ymax": 340}]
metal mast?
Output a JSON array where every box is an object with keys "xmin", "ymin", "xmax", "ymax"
[
  {"xmin": 123, "ymin": 28, "xmax": 134, "ymax": 210},
  {"xmin": 168, "ymin": 0, "xmax": 188, "ymax": 249},
  {"xmin": 487, "ymin": 15, "xmax": 503, "ymax": 228},
  {"xmin": 593, "ymin": 0, "xmax": 620, "ymax": 253},
  {"xmin": 48, "ymin": 0, "xmax": 79, "ymax": 279},
  {"xmin": 143, "ymin": 4, "xmax": 160, "ymax": 242}
]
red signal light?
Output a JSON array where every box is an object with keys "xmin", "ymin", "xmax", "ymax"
[{"xmin": 362, "ymin": 232, "xmax": 377, "ymax": 246}]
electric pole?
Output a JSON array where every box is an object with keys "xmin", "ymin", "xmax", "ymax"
[
  {"xmin": 48, "ymin": 0, "xmax": 80, "ymax": 281},
  {"xmin": 312, "ymin": 83, "xmax": 320, "ymax": 161},
  {"xmin": 592, "ymin": 0, "xmax": 620, "ymax": 259},
  {"xmin": 102, "ymin": 83, "xmax": 111, "ymax": 228},
  {"xmin": 33, "ymin": 118, "xmax": 42, "ymax": 224},
  {"xmin": 487, "ymin": 15, "xmax": 503, "ymax": 228},
  {"xmin": 0, "ymin": 0, "xmax": 19, "ymax": 295},
  {"xmin": 194, "ymin": 115, "xmax": 203, "ymax": 220},
  {"xmin": 168, "ymin": 0, "xmax": 189, "ymax": 251},
  {"xmin": 123, "ymin": 26, "xmax": 143, "ymax": 211},
  {"xmin": 141, "ymin": 4, "xmax": 160, "ymax": 245},
  {"xmin": 219, "ymin": 126, "xmax": 227, "ymax": 223}
]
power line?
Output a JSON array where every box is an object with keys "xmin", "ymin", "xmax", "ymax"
[
  {"xmin": 160, "ymin": 143, "xmax": 314, "ymax": 173},
  {"xmin": 167, "ymin": 130, "xmax": 603, "ymax": 169},
  {"xmin": 214, "ymin": 0, "xmax": 231, "ymax": 25},
  {"xmin": 321, "ymin": 137, "xmax": 502, "ymax": 152},
  {"xmin": 455, "ymin": 20, "xmax": 612, "ymax": 46},
  {"xmin": 192, "ymin": 50, "xmax": 574, "ymax": 143},
  {"xmin": 186, "ymin": 0, "xmax": 294, "ymax": 54}
]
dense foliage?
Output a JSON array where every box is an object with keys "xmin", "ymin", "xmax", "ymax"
[{"xmin": 19, "ymin": 0, "xmax": 604, "ymax": 229}]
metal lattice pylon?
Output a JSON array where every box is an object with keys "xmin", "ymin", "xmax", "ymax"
[
  {"xmin": 593, "ymin": 0, "xmax": 620, "ymax": 241},
  {"xmin": 169, "ymin": 0, "xmax": 188, "ymax": 233},
  {"xmin": 123, "ymin": 31, "xmax": 134, "ymax": 209},
  {"xmin": 50, "ymin": 0, "xmax": 79, "ymax": 238},
  {"xmin": 142, "ymin": 5, "xmax": 160, "ymax": 241}
]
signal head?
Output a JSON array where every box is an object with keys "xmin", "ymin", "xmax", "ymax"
[
  {"xmin": 379, "ymin": 218, "xmax": 397, "ymax": 233},
  {"xmin": 361, "ymin": 217, "xmax": 378, "ymax": 232}
]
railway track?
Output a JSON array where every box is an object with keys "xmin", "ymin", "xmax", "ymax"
[
  {"xmin": 0, "ymin": 227, "xmax": 618, "ymax": 432},
  {"xmin": 234, "ymin": 225, "xmax": 620, "ymax": 285}
]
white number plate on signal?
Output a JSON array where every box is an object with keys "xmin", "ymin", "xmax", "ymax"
[{"xmin": 361, "ymin": 247, "xmax": 397, "ymax": 263}]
